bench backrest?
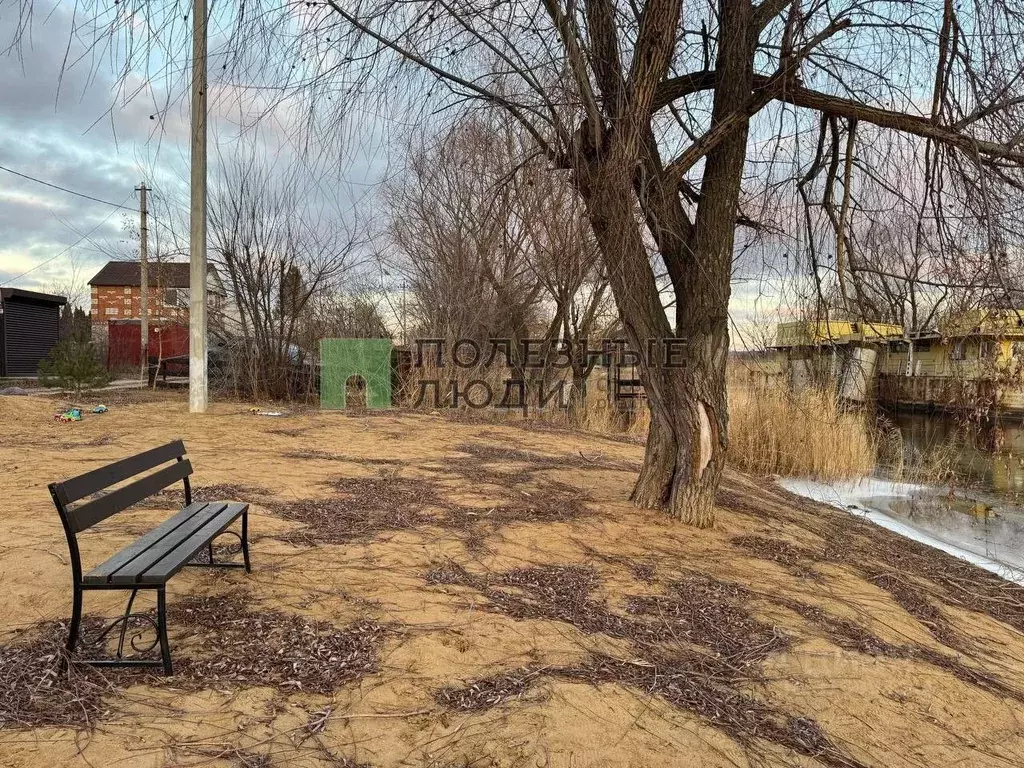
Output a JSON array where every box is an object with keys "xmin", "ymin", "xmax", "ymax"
[{"xmin": 49, "ymin": 440, "xmax": 193, "ymax": 534}]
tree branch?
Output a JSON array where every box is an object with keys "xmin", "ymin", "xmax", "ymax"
[{"xmin": 654, "ymin": 70, "xmax": 1024, "ymax": 166}]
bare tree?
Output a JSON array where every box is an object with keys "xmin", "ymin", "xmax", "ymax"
[
  {"xmin": 511, "ymin": 143, "xmax": 613, "ymax": 413},
  {"xmin": 209, "ymin": 155, "xmax": 367, "ymax": 399},
  {"xmin": 386, "ymin": 118, "xmax": 545, "ymax": 375},
  {"xmin": 298, "ymin": 0, "xmax": 1024, "ymax": 525},
  {"xmin": 387, "ymin": 112, "xmax": 612, "ymax": 405},
  {"xmin": 23, "ymin": 0, "xmax": 1024, "ymax": 525}
]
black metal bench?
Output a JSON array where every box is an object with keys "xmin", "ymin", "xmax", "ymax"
[{"xmin": 47, "ymin": 440, "xmax": 251, "ymax": 675}]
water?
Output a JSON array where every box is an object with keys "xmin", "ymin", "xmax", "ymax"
[
  {"xmin": 870, "ymin": 412, "xmax": 1024, "ymax": 575},
  {"xmin": 783, "ymin": 412, "xmax": 1024, "ymax": 580},
  {"xmin": 888, "ymin": 411, "xmax": 1024, "ymax": 496},
  {"xmin": 778, "ymin": 477, "xmax": 1024, "ymax": 582}
]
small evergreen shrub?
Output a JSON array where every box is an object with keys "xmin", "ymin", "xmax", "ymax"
[{"xmin": 38, "ymin": 339, "xmax": 111, "ymax": 396}]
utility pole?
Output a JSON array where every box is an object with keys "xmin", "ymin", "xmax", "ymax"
[
  {"xmin": 189, "ymin": 0, "xmax": 209, "ymax": 413},
  {"xmin": 137, "ymin": 182, "xmax": 148, "ymax": 382}
]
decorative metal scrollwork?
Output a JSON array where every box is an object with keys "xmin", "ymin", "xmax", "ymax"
[
  {"xmin": 202, "ymin": 530, "xmax": 244, "ymax": 563},
  {"xmin": 86, "ymin": 614, "xmax": 161, "ymax": 658},
  {"xmin": 82, "ymin": 589, "xmax": 160, "ymax": 659}
]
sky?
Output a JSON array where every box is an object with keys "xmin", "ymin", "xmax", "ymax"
[
  {"xmin": 0, "ymin": 0, "xmax": 785, "ymax": 343},
  {"xmin": 0, "ymin": 1, "xmax": 384, "ymax": 298},
  {"xmin": 0, "ymin": 3, "xmax": 158, "ymax": 300}
]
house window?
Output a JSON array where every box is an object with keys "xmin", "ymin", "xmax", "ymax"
[
  {"xmin": 105, "ymin": 307, "xmax": 118, "ymax": 316},
  {"xmin": 980, "ymin": 340, "xmax": 996, "ymax": 359},
  {"xmin": 123, "ymin": 286, "xmax": 132, "ymax": 294},
  {"xmin": 164, "ymin": 288, "xmax": 181, "ymax": 307},
  {"xmin": 952, "ymin": 340, "xmax": 966, "ymax": 360}
]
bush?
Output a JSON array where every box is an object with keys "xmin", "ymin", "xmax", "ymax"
[{"xmin": 38, "ymin": 339, "xmax": 111, "ymax": 397}]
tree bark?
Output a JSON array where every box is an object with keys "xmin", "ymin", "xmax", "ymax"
[
  {"xmin": 574, "ymin": 138, "xmax": 721, "ymax": 526},
  {"xmin": 662, "ymin": 0, "xmax": 753, "ymax": 526},
  {"xmin": 569, "ymin": 0, "xmax": 752, "ymax": 528}
]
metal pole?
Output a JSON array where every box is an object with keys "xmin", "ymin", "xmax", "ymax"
[
  {"xmin": 189, "ymin": 0, "xmax": 208, "ymax": 413},
  {"xmin": 137, "ymin": 183, "xmax": 148, "ymax": 382}
]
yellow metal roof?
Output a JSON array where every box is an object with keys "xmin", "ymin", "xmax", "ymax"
[
  {"xmin": 775, "ymin": 320, "xmax": 904, "ymax": 348},
  {"xmin": 939, "ymin": 309, "xmax": 1024, "ymax": 338}
]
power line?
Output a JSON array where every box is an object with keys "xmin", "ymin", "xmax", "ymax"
[
  {"xmin": 0, "ymin": 164, "xmax": 134, "ymax": 210},
  {"xmin": 4, "ymin": 192, "xmax": 134, "ymax": 285}
]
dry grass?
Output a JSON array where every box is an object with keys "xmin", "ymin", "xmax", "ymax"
[
  {"xmin": 161, "ymin": 594, "xmax": 391, "ymax": 694},
  {"xmin": 873, "ymin": 414, "xmax": 968, "ymax": 484},
  {"xmin": 402, "ymin": 358, "xmax": 652, "ymax": 437},
  {"xmin": 404, "ymin": 360, "xmax": 872, "ymax": 481},
  {"xmin": 0, "ymin": 594, "xmax": 391, "ymax": 733},
  {"xmin": 263, "ymin": 475, "xmax": 439, "ymax": 545},
  {"xmin": 425, "ymin": 563, "xmax": 871, "ymax": 767},
  {"xmin": 727, "ymin": 382, "xmax": 876, "ymax": 480},
  {"xmin": 0, "ymin": 622, "xmax": 114, "ymax": 729}
]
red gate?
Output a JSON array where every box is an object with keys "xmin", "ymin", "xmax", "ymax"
[{"xmin": 107, "ymin": 321, "xmax": 189, "ymax": 369}]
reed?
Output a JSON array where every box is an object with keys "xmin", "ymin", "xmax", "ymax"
[
  {"xmin": 403, "ymin": 360, "xmax": 875, "ymax": 480},
  {"xmin": 727, "ymin": 381, "xmax": 877, "ymax": 480}
]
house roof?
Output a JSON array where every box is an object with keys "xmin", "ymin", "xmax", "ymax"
[
  {"xmin": 0, "ymin": 287, "xmax": 67, "ymax": 306},
  {"xmin": 774, "ymin": 319, "xmax": 904, "ymax": 348},
  {"xmin": 88, "ymin": 261, "xmax": 217, "ymax": 289}
]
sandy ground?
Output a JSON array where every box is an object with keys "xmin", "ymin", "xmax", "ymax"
[{"xmin": 1, "ymin": 390, "xmax": 1024, "ymax": 767}]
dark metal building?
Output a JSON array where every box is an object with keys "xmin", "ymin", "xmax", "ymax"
[{"xmin": 0, "ymin": 288, "xmax": 67, "ymax": 377}]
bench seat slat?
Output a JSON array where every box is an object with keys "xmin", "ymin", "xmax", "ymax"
[
  {"xmin": 82, "ymin": 502, "xmax": 215, "ymax": 585},
  {"xmin": 103, "ymin": 502, "xmax": 229, "ymax": 585},
  {"xmin": 134, "ymin": 503, "xmax": 246, "ymax": 584},
  {"xmin": 84, "ymin": 501, "xmax": 244, "ymax": 585}
]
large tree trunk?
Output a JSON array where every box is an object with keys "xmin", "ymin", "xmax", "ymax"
[
  {"xmin": 572, "ymin": 0, "xmax": 752, "ymax": 527},
  {"xmin": 663, "ymin": 0, "xmax": 753, "ymax": 524},
  {"xmin": 575, "ymin": 148, "xmax": 719, "ymax": 526}
]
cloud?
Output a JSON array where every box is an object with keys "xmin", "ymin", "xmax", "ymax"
[
  {"xmin": 0, "ymin": 4, "xmax": 158, "ymax": 296},
  {"xmin": 0, "ymin": 1, "xmax": 378, "ymax": 300}
]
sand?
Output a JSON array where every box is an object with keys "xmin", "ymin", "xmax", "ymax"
[{"xmin": 1, "ymin": 390, "xmax": 1023, "ymax": 767}]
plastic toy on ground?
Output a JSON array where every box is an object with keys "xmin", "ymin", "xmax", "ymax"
[{"xmin": 249, "ymin": 407, "xmax": 286, "ymax": 417}]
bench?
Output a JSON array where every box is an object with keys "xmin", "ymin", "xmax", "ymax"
[{"xmin": 48, "ymin": 440, "xmax": 251, "ymax": 675}]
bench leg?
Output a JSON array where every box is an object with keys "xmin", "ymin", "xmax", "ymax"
[
  {"xmin": 157, "ymin": 587, "xmax": 172, "ymax": 676},
  {"xmin": 64, "ymin": 584, "xmax": 83, "ymax": 667},
  {"xmin": 241, "ymin": 508, "xmax": 251, "ymax": 573}
]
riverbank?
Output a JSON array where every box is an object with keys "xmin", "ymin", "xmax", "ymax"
[
  {"xmin": 780, "ymin": 476, "xmax": 1024, "ymax": 583},
  {"xmin": 2, "ymin": 391, "xmax": 1024, "ymax": 766}
]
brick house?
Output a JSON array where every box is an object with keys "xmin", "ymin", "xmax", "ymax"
[{"xmin": 88, "ymin": 261, "xmax": 225, "ymax": 345}]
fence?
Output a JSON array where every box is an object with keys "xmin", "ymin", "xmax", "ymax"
[{"xmin": 106, "ymin": 321, "xmax": 189, "ymax": 371}]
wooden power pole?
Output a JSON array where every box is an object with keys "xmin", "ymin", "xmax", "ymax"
[
  {"xmin": 137, "ymin": 182, "xmax": 148, "ymax": 382},
  {"xmin": 189, "ymin": 0, "xmax": 209, "ymax": 413}
]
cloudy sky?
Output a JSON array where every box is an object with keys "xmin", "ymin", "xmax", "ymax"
[
  {"xmin": 0, "ymin": 1, "xmax": 380, "ymax": 298},
  {"xmin": 0, "ymin": 3, "xmax": 162, "ymax": 299},
  {"xmin": 0, "ymin": 0, "xmax": 787, "ymax": 343}
]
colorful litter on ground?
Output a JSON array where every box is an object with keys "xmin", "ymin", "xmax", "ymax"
[{"xmin": 249, "ymin": 407, "xmax": 286, "ymax": 417}]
